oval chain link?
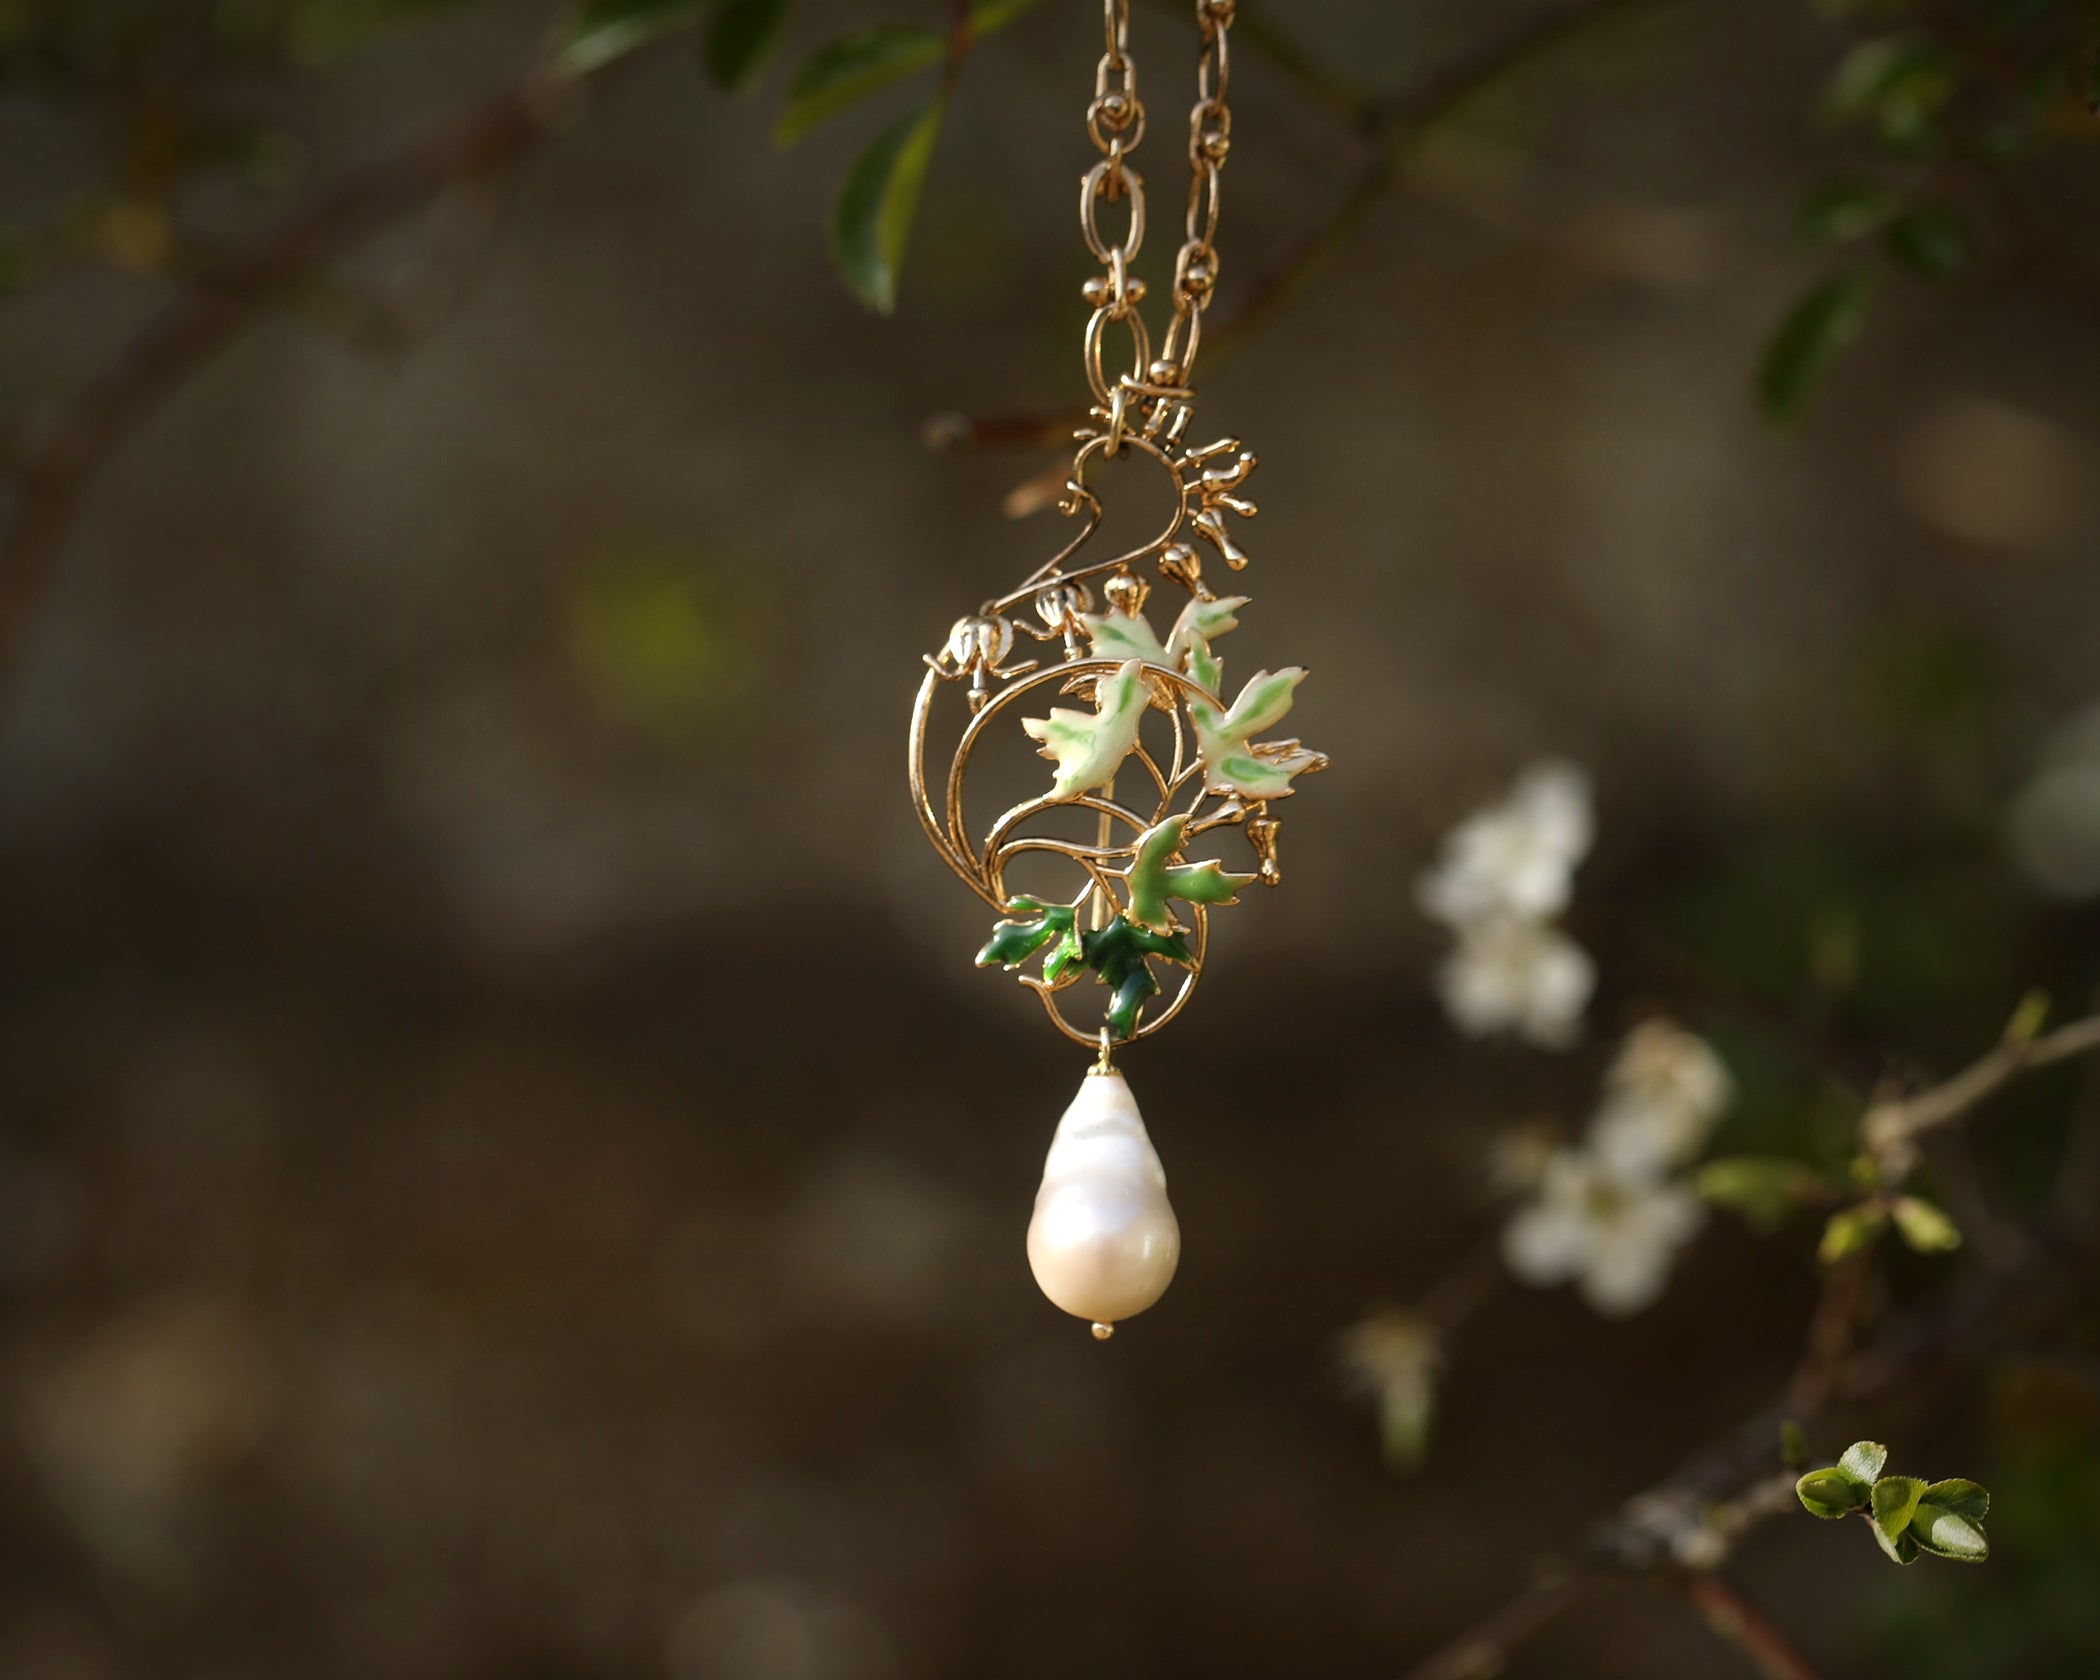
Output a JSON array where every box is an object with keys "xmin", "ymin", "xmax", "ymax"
[{"xmin": 1081, "ymin": 0, "xmax": 1234, "ymax": 434}]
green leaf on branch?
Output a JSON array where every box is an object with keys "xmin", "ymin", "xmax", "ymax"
[
  {"xmin": 1797, "ymin": 179, "xmax": 1897, "ymax": 244},
  {"xmin": 1780, "ymin": 1419, "xmax": 1808, "ymax": 1469},
  {"xmin": 2004, "ymin": 987, "xmax": 2050, "ymax": 1046},
  {"xmin": 1890, "ymin": 1194, "xmax": 1961, "ymax": 1253},
  {"xmin": 775, "ymin": 0, "xmax": 1040, "ymax": 144},
  {"xmin": 1123, "ymin": 816, "xmax": 1253, "ymax": 935},
  {"xmin": 1823, "ymin": 33, "xmax": 1959, "ymax": 148},
  {"xmin": 1694, "ymin": 1155, "xmax": 1832, "ymax": 1230},
  {"xmin": 1760, "ymin": 269, "xmax": 1874, "ymax": 426},
  {"xmin": 830, "ymin": 97, "xmax": 944, "ymax": 314},
  {"xmin": 1870, "ymin": 1474, "xmax": 1928, "ymax": 1564},
  {"xmin": 1818, "ymin": 1199, "xmax": 1887, "ymax": 1263},
  {"xmin": 704, "ymin": 0, "xmax": 792, "ymax": 92},
  {"xmin": 562, "ymin": 0, "xmax": 713, "ymax": 74},
  {"xmin": 1797, "ymin": 1468, "xmax": 1869, "ymax": 1519},
  {"xmin": 777, "ymin": 25, "xmax": 943, "ymax": 144},
  {"xmin": 1840, "ymin": 1440, "xmax": 1889, "ymax": 1485},
  {"xmin": 976, "ymin": 896, "xmax": 1082, "ymax": 977},
  {"xmin": 1886, "ymin": 207, "xmax": 1970, "ymax": 279}
]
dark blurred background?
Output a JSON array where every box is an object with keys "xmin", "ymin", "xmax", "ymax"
[{"xmin": 2, "ymin": 0, "xmax": 2098, "ymax": 1675}]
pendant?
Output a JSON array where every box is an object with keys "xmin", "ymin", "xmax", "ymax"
[
  {"xmin": 1028, "ymin": 1067, "xmax": 1180, "ymax": 1339},
  {"xmin": 904, "ymin": 0, "xmax": 1323, "ymax": 1334}
]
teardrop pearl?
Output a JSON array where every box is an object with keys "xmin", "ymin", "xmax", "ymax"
[{"xmin": 1026, "ymin": 1069, "xmax": 1181, "ymax": 1330}]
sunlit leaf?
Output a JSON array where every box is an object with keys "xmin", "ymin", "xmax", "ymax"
[
  {"xmin": 705, "ymin": 0, "xmax": 791, "ymax": 92},
  {"xmin": 1694, "ymin": 1155, "xmax": 1831, "ymax": 1229},
  {"xmin": 1890, "ymin": 1194, "xmax": 1962, "ymax": 1252},
  {"xmin": 1798, "ymin": 1468, "xmax": 1867, "ymax": 1519},
  {"xmin": 830, "ymin": 96, "xmax": 944, "ymax": 314},
  {"xmin": 1760, "ymin": 269, "xmax": 1874, "ymax": 426},
  {"xmin": 1818, "ymin": 1198, "xmax": 1886, "ymax": 1262},
  {"xmin": 1840, "ymin": 1440, "xmax": 1890, "ymax": 1485}
]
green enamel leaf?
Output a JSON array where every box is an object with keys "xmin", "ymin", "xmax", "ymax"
[
  {"xmin": 1912, "ymin": 1501, "xmax": 1989, "ymax": 1561},
  {"xmin": 1760, "ymin": 269, "xmax": 1874, "ymax": 427},
  {"xmin": 1890, "ymin": 1195, "xmax": 1961, "ymax": 1253},
  {"xmin": 976, "ymin": 897, "xmax": 1080, "ymax": 975},
  {"xmin": 777, "ymin": 26, "xmax": 943, "ymax": 145},
  {"xmin": 830, "ymin": 98, "xmax": 944, "ymax": 315},
  {"xmin": 705, "ymin": 0, "xmax": 792, "ymax": 92},
  {"xmin": 1921, "ymin": 1478, "xmax": 1989, "ymax": 1522},
  {"xmin": 1796, "ymin": 1468, "xmax": 1867, "ymax": 1520},
  {"xmin": 1022, "ymin": 658, "xmax": 1148, "ymax": 800},
  {"xmin": 1124, "ymin": 816, "xmax": 1254, "ymax": 934},
  {"xmin": 1080, "ymin": 607, "xmax": 1169, "ymax": 664},
  {"xmin": 1184, "ymin": 631, "xmax": 1223, "ymax": 695},
  {"xmin": 1840, "ymin": 1441, "xmax": 1889, "ymax": 1485},
  {"xmin": 1166, "ymin": 594, "xmax": 1246, "ymax": 665},
  {"xmin": 776, "ymin": 0, "xmax": 1038, "ymax": 144},
  {"xmin": 1189, "ymin": 667, "xmax": 1324, "ymax": 800},
  {"xmin": 1083, "ymin": 915, "xmax": 1193, "ymax": 1041},
  {"xmin": 562, "ymin": 0, "xmax": 712, "ymax": 74}
]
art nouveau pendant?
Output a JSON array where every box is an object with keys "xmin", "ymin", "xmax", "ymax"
[{"xmin": 907, "ymin": 0, "xmax": 1324, "ymax": 1336}]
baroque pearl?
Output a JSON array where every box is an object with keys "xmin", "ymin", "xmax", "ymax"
[{"xmin": 1027, "ymin": 1069, "xmax": 1180, "ymax": 1330}]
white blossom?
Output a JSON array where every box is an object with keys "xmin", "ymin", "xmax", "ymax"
[
  {"xmin": 1588, "ymin": 1019, "xmax": 1734, "ymax": 1177},
  {"xmin": 1502, "ymin": 1147, "xmax": 1706, "ymax": 1317},
  {"xmin": 2006, "ymin": 701, "xmax": 2100, "ymax": 901},
  {"xmin": 1436, "ymin": 915, "xmax": 1596, "ymax": 1050},
  {"xmin": 1416, "ymin": 759, "xmax": 1594, "ymax": 927}
]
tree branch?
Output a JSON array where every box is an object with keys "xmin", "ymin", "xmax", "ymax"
[
  {"xmin": 0, "ymin": 46, "xmax": 631, "ymax": 679},
  {"xmin": 1683, "ymin": 1575, "xmax": 1831, "ymax": 1680},
  {"xmin": 1863, "ymin": 1012, "xmax": 2100, "ymax": 1173}
]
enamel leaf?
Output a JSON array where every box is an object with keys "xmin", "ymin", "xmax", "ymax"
[
  {"xmin": 1022, "ymin": 657, "xmax": 1148, "ymax": 799},
  {"xmin": 1123, "ymin": 815, "xmax": 1254, "ymax": 934},
  {"xmin": 1188, "ymin": 666, "xmax": 1326, "ymax": 799}
]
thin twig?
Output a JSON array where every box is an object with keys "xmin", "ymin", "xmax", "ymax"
[
  {"xmin": 1683, "ymin": 1575, "xmax": 1831, "ymax": 1680},
  {"xmin": 1402, "ymin": 1569, "xmax": 1582, "ymax": 1680},
  {"xmin": 0, "ymin": 45, "xmax": 639, "ymax": 678},
  {"xmin": 1863, "ymin": 1013, "xmax": 2100, "ymax": 1172}
]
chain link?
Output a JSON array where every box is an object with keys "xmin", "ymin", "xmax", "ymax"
[{"xmin": 1080, "ymin": 0, "xmax": 1235, "ymax": 436}]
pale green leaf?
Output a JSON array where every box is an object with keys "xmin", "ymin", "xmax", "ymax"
[
  {"xmin": 1189, "ymin": 667, "xmax": 1325, "ymax": 800},
  {"xmin": 1818, "ymin": 1200, "xmax": 1886, "ymax": 1263},
  {"xmin": 1165, "ymin": 594, "xmax": 1246, "ymax": 664},
  {"xmin": 1796, "ymin": 1469, "xmax": 1866, "ymax": 1519},
  {"xmin": 1124, "ymin": 815, "xmax": 1254, "ymax": 934},
  {"xmin": 1840, "ymin": 1440, "xmax": 1889, "ymax": 1485},
  {"xmin": 562, "ymin": 0, "xmax": 712, "ymax": 74},
  {"xmin": 1890, "ymin": 1195, "xmax": 1961, "ymax": 1253},
  {"xmin": 1921, "ymin": 1478, "xmax": 1989, "ymax": 1522},
  {"xmin": 1079, "ymin": 607, "xmax": 1169, "ymax": 664},
  {"xmin": 1694, "ymin": 1155, "xmax": 1830, "ymax": 1229},
  {"xmin": 830, "ymin": 98, "xmax": 943, "ymax": 315},
  {"xmin": 1021, "ymin": 657, "xmax": 1147, "ymax": 800},
  {"xmin": 1184, "ymin": 631, "xmax": 1223, "ymax": 695},
  {"xmin": 1912, "ymin": 1501, "xmax": 1989, "ymax": 1560}
]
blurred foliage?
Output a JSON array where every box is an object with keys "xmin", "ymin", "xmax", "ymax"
[
  {"xmin": 1764, "ymin": 0, "xmax": 2100, "ymax": 421},
  {"xmin": 565, "ymin": 541, "xmax": 760, "ymax": 741}
]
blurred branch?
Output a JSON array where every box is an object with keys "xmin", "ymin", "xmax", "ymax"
[
  {"xmin": 0, "ymin": 39, "xmax": 641, "ymax": 682},
  {"xmin": 1862, "ymin": 1011, "xmax": 2100, "ymax": 1175},
  {"xmin": 1683, "ymin": 1575, "xmax": 1830, "ymax": 1680},
  {"xmin": 932, "ymin": 0, "xmax": 1679, "ymax": 457}
]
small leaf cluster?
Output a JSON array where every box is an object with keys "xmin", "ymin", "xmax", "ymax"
[
  {"xmin": 1797, "ymin": 1440, "xmax": 1991, "ymax": 1564},
  {"xmin": 1763, "ymin": 2, "xmax": 2090, "ymax": 424},
  {"xmin": 976, "ymin": 901, "xmax": 1193, "ymax": 1041}
]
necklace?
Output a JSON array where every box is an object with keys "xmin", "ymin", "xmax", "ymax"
[{"xmin": 908, "ymin": 0, "xmax": 1325, "ymax": 1338}]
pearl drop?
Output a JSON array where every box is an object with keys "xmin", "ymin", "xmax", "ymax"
[{"xmin": 1027, "ymin": 1070, "xmax": 1180, "ymax": 1330}]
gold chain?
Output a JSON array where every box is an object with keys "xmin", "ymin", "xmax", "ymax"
[{"xmin": 1080, "ymin": 0, "xmax": 1235, "ymax": 439}]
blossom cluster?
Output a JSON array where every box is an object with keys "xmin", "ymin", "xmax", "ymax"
[
  {"xmin": 1415, "ymin": 761, "xmax": 1596, "ymax": 1049},
  {"xmin": 1501, "ymin": 1019, "xmax": 1733, "ymax": 1316}
]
